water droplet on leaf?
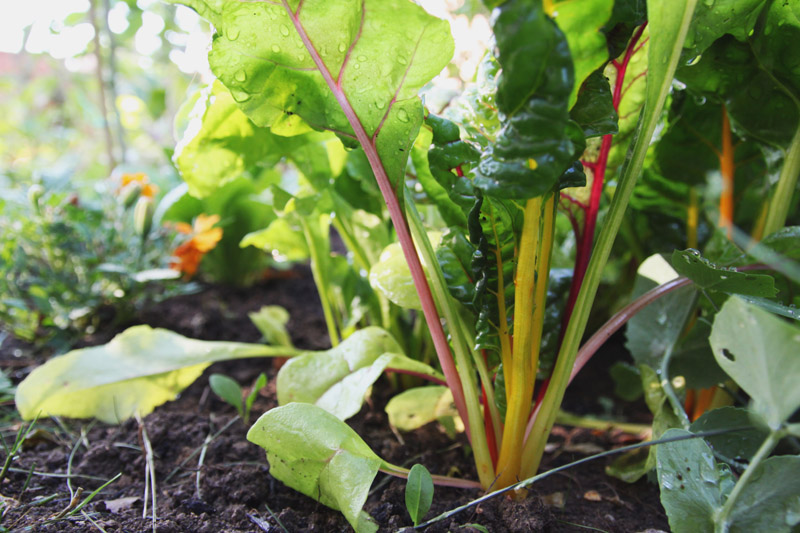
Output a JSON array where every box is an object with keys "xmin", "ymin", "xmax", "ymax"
[
  {"xmin": 338, "ymin": 42, "xmax": 347, "ymax": 53},
  {"xmin": 280, "ymin": 24, "xmax": 290, "ymax": 37},
  {"xmin": 272, "ymin": 44, "xmax": 281, "ymax": 53},
  {"xmin": 357, "ymin": 55, "xmax": 367, "ymax": 62},
  {"xmin": 234, "ymin": 69, "xmax": 247, "ymax": 82},
  {"xmin": 227, "ymin": 29, "xmax": 240, "ymax": 40},
  {"xmin": 397, "ymin": 109, "xmax": 410, "ymax": 122}
]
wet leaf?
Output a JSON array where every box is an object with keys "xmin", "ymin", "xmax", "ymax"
[{"xmin": 671, "ymin": 249, "xmax": 777, "ymax": 297}]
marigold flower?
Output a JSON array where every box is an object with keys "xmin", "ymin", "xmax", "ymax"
[
  {"xmin": 119, "ymin": 172, "xmax": 158, "ymax": 198},
  {"xmin": 170, "ymin": 214, "xmax": 223, "ymax": 277}
]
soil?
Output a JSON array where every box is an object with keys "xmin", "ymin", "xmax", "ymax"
[{"xmin": 0, "ymin": 266, "xmax": 670, "ymax": 532}]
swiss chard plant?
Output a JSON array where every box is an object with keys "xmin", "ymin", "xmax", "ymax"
[{"xmin": 14, "ymin": 0, "xmax": 800, "ymax": 531}]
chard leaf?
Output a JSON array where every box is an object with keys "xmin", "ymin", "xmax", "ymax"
[
  {"xmin": 249, "ymin": 305, "xmax": 294, "ymax": 348},
  {"xmin": 277, "ymin": 327, "xmax": 443, "ymax": 420},
  {"xmin": 671, "ymin": 249, "xmax": 777, "ymax": 297},
  {"xmin": 173, "ymin": 0, "xmax": 454, "ymax": 190},
  {"xmin": 569, "ymin": 69, "xmax": 618, "ymax": 138},
  {"xmin": 684, "ymin": 0, "xmax": 768, "ymax": 56},
  {"xmin": 240, "ymin": 218, "xmax": 310, "ymax": 262},
  {"xmin": 710, "ymin": 296, "xmax": 800, "ymax": 428},
  {"xmin": 369, "ymin": 233, "xmax": 441, "ymax": 310},
  {"xmin": 15, "ymin": 326, "xmax": 291, "ymax": 423},
  {"xmin": 173, "ymin": 81, "xmax": 328, "ymax": 198},
  {"xmin": 550, "ymin": 0, "xmax": 615, "ymax": 108},
  {"xmin": 247, "ymin": 403, "xmax": 382, "ymax": 533},
  {"xmin": 474, "ymin": 0, "xmax": 584, "ymax": 199},
  {"xmin": 385, "ymin": 386, "xmax": 456, "ymax": 432},
  {"xmin": 209, "ymin": 373, "xmax": 243, "ymax": 413}
]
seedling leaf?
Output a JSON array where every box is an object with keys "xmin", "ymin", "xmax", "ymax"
[
  {"xmin": 709, "ymin": 297, "xmax": 800, "ymax": 428},
  {"xmin": 405, "ymin": 464, "xmax": 434, "ymax": 526},
  {"xmin": 209, "ymin": 374, "xmax": 244, "ymax": 415},
  {"xmin": 247, "ymin": 403, "xmax": 382, "ymax": 533}
]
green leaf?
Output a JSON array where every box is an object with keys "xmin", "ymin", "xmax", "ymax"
[
  {"xmin": 385, "ymin": 386, "xmax": 456, "ymax": 432},
  {"xmin": 656, "ymin": 428, "xmax": 734, "ymax": 533},
  {"xmin": 249, "ymin": 305, "xmax": 294, "ymax": 348},
  {"xmin": 569, "ymin": 69, "xmax": 618, "ymax": 138},
  {"xmin": 244, "ymin": 373, "xmax": 267, "ymax": 424},
  {"xmin": 277, "ymin": 327, "xmax": 443, "ymax": 420},
  {"xmin": 551, "ymin": 0, "xmax": 615, "ymax": 108},
  {"xmin": 727, "ymin": 456, "xmax": 800, "ymax": 533},
  {"xmin": 709, "ymin": 296, "xmax": 800, "ymax": 428},
  {"xmin": 173, "ymin": 81, "xmax": 327, "ymax": 198},
  {"xmin": 369, "ymin": 233, "xmax": 441, "ymax": 310},
  {"xmin": 473, "ymin": 0, "xmax": 583, "ymax": 199},
  {"xmin": 609, "ymin": 362, "xmax": 642, "ymax": 402},
  {"xmin": 173, "ymin": 0, "xmax": 454, "ymax": 190},
  {"xmin": 247, "ymin": 403, "xmax": 381, "ymax": 533},
  {"xmin": 689, "ymin": 407, "xmax": 769, "ymax": 462},
  {"xmin": 405, "ymin": 463, "xmax": 434, "ymax": 526},
  {"xmin": 15, "ymin": 326, "xmax": 290, "ymax": 423},
  {"xmin": 240, "ymin": 218, "xmax": 310, "ymax": 262},
  {"xmin": 625, "ymin": 254, "xmax": 698, "ymax": 369},
  {"xmin": 684, "ymin": 0, "xmax": 768, "ymax": 56},
  {"xmin": 209, "ymin": 374, "xmax": 244, "ymax": 415},
  {"xmin": 671, "ymin": 249, "xmax": 777, "ymax": 297}
]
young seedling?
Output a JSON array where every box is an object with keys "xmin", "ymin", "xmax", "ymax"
[
  {"xmin": 209, "ymin": 373, "xmax": 267, "ymax": 425},
  {"xmin": 404, "ymin": 464, "xmax": 434, "ymax": 527}
]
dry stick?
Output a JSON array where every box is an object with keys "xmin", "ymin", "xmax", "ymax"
[{"xmin": 88, "ymin": 0, "xmax": 116, "ymax": 171}]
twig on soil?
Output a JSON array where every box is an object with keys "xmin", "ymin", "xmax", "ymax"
[{"xmin": 163, "ymin": 415, "xmax": 239, "ymax": 483}]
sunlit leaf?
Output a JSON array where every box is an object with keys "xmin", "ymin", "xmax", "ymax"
[
  {"xmin": 15, "ymin": 326, "xmax": 290, "ymax": 423},
  {"xmin": 247, "ymin": 403, "xmax": 381, "ymax": 533}
]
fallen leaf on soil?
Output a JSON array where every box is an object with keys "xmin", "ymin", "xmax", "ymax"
[
  {"xmin": 102, "ymin": 496, "xmax": 140, "ymax": 514},
  {"xmin": 583, "ymin": 490, "xmax": 603, "ymax": 502},
  {"xmin": 541, "ymin": 492, "xmax": 566, "ymax": 509}
]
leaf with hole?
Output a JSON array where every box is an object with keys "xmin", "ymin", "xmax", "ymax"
[{"xmin": 710, "ymin": 297, "xmax": 800, "ymax": 428}]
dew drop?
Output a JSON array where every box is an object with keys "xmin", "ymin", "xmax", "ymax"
[
  {"xmin": 231, "ymin": 89, "xmax": 251, "ymax": 103},
  {"xmin": 280, "ymin": 24, "xmax": 290, "ymax": 37},
  {"xmin": 234, "ymin": 69, "xmax": 247, "ymax": 82},
  {"xmin": 297, "ymin": 53, "xmax": 306, "ymax": 62},
  {"xmin": 338, "ymin": 42, "xmax": 347, "ymax": 53},
  {"xmin": 227, "ymin": 28, "xmax": 240, "ymax": 41},
  {"xmin": 376, "ymin": 100, "xmax": 386, "ymax": 110},
  {"xmin": 357, "ymin": 55, "xmax": 367, "ymax": 62},
  {"xmin": 354, "ymin": 63, "xmax": 360, "ymax": 69},
  {"xmin": 397, "ymin": 55, "xmax": 408, "ymax": 65},
  {"xmin": 272, "ymin": 44, "xmax": 281, "ymax": 53},
  {"xmin": 397, "ymin": 109, "xmax": 410, "ymax": 122}
]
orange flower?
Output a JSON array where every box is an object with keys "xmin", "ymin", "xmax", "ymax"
[
  {"xmin": 170, "ymin": 214, "xmax": 223, "ymax": 277},
  {"xmin": 119, "ymin": 172, "xmax": 158, "ymax": 198}
]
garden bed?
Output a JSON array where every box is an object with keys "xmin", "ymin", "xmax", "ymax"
[{"xmin": 1, "ymin": 267, "xmax": 669, "ymax": 532}]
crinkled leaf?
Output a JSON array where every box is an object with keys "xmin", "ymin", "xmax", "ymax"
[
  {"xmin": 173, "ymin": 0, "xmax": 454, "ymax": 190},
  {"xmin": 277, "ymin": 327, "xmax": 443, "ymax": 420},
  {"xmin": 385, "ymin": 386, "xmax": 457, "ymax": 432},
  {"xmin": 671, "ymin": 249, "xmax": 777, "ymax": 297},
  {"xmin": 473, "ymin": 0, "xmax": 583, "ymax": 199},
  {"xmin": 550, "ymin": 0, "xmax": 615, "ymax": 108},
  {"xmin": 684, "ymin": 0, "xmax": 768, "ymax": 56},
  {"xmin": 15, "ymin": 326, "xmax": 289, "ymax": 423},
  {"xmin": 249, "ymin": 305, "xmax": 294, "ymax": 348},
  {"xmin": 569, "ymin": 70, "xmax": 618, "ymax": 138},
  {"xmin": 710, "ymin": 296, "xmax": 800, "ymax": 428},
  {"xmin": 656, "ymin": 428, "xmax": 734, "ymax": 533},
  {"xmin": 247, "ymin": 403, "xmax": 381, "ymax": 533},
  {"xmin": 689, "ymin": 407, "xmax": 769, "ymax": 462}
]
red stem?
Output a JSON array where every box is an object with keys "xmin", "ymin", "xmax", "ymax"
[{"xmin": 282, "ymin": 1, "xmax": 470, "ymax": 431}]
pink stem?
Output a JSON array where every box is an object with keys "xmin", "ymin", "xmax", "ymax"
[{"xmin": 281, "ymin": 1, "xmax": 469, "ymax": 432}]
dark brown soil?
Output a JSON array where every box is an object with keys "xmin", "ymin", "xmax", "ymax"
[{"xmin": 0, "ymin": 266, "xmax": 670, "ymax": 532}]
